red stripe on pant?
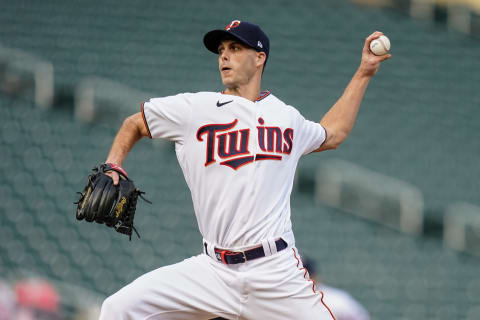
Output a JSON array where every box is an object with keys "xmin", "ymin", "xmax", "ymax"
[{"xmin": 292, "ymin": 248, "xmax": 336, "ymax": 320}]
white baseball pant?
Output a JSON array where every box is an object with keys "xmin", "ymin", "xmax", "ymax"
[{"xmin": 99, "ymin": 245, "xmax": 335, "ymax": 320}]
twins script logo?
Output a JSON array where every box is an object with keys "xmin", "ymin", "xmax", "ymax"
[{"xmin": 196, "ymin": 117, "xmax": 293, "ymax": 170}]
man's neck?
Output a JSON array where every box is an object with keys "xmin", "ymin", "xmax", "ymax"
[
  {"xmin": 224, "ymin": 87, "xmax": 260, "ymax": 102},
  {"xmin": 223, "ymin": 78, "xmax": 262, "ymax": 102}
]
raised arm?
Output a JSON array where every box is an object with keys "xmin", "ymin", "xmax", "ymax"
[
  {"xmin": 105, "ymin": 112, "xmax": 150, "ymax": 184},
  {"xmin": 315, "ymin": 31, "xmax": 391, "ymax": 152}
]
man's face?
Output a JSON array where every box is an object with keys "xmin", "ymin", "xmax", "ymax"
[{"xmin": 218, "ymin": 39, "xmax": 260, "ymax": 88}]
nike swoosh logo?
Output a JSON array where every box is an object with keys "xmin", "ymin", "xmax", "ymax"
[{"xmin": 216, "ymin": 100, "xmax": 233, "ymax": 107}]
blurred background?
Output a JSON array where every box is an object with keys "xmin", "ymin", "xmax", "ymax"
[{"xmin": 0, "ymin": 0, "xmax": 479, "ymax": 319}]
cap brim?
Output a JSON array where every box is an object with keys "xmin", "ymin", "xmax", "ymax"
[{"xmin": 203, "ymin": 29, "xmax": 255, "ymax": 54}]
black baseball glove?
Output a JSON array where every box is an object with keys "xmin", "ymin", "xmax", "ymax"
[{"xmin": 74, "ymin": 163, "xmax": 150, "ymax": 240}]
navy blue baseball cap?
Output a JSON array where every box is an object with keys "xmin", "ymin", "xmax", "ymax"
[{"xmin": 203, "ymin": 20, "xmax": 270, "ymax": 64}]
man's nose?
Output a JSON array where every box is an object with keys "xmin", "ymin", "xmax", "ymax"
[{"xmin": 220, "ymin": 51, "xmax": 229, "ymax": 60}]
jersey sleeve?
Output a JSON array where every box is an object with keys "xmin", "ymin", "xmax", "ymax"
[
  {"xmin": 293, "ymin": 110, "xmax": 327, "ymax": 156},
  {"xmin": 141, "ymin": 93, "xmax": 193, "ymax": 143}
]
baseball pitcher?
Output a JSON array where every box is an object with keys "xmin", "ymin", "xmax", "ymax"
[{"xmin": 97, "ymin": 20, "xmax": 391, "ymax": 320}]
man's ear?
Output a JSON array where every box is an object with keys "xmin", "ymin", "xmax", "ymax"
[{"xmin": 256, "ymin": 52, "xmax": 266, "ymax": 68}]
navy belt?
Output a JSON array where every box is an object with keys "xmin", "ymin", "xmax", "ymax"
[{"xmin": 206, "ymin": 239, "xmax": 288, "ymax": 265}]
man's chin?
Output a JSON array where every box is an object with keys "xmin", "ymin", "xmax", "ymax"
[{"xmin": 221, "ymin": 78, "xmax": 235, "ymax": 88}]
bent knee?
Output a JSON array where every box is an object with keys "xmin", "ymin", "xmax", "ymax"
[{"xmin": 100, "ymin": 292, "xmax": 132, "ymax": 319}]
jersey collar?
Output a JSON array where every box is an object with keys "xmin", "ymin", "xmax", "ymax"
[
  {"xmin": 256, "ymin": 90, "xmax": 271, "ymax": 101},
  {"xmin": 221, "ymin": 90, "xmax": 271, "ymax": 102}
]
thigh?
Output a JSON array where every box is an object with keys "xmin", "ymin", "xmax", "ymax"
[
  {"xmin": 100, "ymin": 254, "xmax": 241, "ymax": 320},
  {"xmin": 241, "ymin": 247, "xmax": 335, "ymax": 320}
]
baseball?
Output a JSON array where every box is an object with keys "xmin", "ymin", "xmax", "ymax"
[{"xmin": 369, "ymin": 35, "xmax": 390, "ymax": 56}]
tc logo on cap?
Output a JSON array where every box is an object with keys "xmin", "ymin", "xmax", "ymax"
[{"xmin": 225, "ymin": 20, "xmax": 241, "ymax": 31}]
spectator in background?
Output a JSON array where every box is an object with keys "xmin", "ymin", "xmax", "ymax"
[
  {"xmin": 302, "ymin": 257, "xmax": 370, "ymax": 320},
  {"xmin": 14, "ymin": 278, "xmax": 61, "ymax": 320},
  {"xmin": 0, "ymin": 280, "xmax": 15, "ymax": 320}
]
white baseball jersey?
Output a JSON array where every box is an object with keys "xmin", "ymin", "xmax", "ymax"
[
  {"xmin": 142, "ymin": 90, "xmax": 326, "ymax": 249},
  {"xmin": 100, "ymin": 91, "xmax": 335, "ymax": 320}
]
